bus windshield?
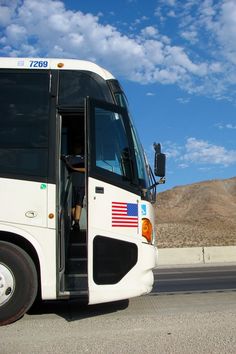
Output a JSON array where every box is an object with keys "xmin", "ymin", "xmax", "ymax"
[{"xmin": 114, "ymin": 92, "xmax": 153, "ymax": 200}]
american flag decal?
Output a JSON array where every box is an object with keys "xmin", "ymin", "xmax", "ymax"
[{"xmin": 112, "ymin": 202, "xmax": 138, "ymax": 227}]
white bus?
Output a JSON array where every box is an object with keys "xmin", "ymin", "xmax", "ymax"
[{"xmin": 0, "ymin": 57, "xmax": 165, "ymax": 325}]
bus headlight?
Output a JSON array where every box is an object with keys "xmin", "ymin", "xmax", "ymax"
[{"xmin": 142, "ymin": 218, "xmax": 153, "ymax": 243}]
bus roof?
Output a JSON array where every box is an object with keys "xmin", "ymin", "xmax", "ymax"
[{"xmin": 0, "ymin": 57, "xmax": 115, "ymax": 80}]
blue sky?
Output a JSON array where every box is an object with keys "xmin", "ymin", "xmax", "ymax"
[{"xmin": 0, "ymin": 0, "xmax": 236, "ymax": 190}]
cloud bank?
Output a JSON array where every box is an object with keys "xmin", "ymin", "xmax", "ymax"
[
  {"xmin": 165, "ymin": 137, "xmax": 236, "ymax": 168},
  {"xmin": 0, "ymin": 0, "xmax": 236, "ymax": 100}
]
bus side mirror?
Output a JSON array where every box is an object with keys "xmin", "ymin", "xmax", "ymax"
[{"xmin": 154, "ymin": 143, "xmax": 166, "ymax": 178}]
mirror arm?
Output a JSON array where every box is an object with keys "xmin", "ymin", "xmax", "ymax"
[
  {"xmin": 157, "ymin": 176, "xmax": 166, "ymax": 185},
  {"xmin": 148, "ymin": 176, "xmax": 165, "ymax": 190},
  {"xmin": 148, "ymin": 164, "xmax": 166, "ymax": 191}
]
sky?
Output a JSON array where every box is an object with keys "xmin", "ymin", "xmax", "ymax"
[{"xmin": 0, "ymin": 0, "xmax": 236, "ymax": 191}]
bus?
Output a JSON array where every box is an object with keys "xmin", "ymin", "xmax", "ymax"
[{"xmin": 0, "ymin": 57, "xmax": 165, "ymax": 326}]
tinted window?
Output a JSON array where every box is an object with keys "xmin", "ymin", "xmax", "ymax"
[
  {"xmin": 93, "ymin": 106, "xmax": 133, "ymax": 182},
  {"xmin": 59, "ymin": 71, "xmax": 113, "ymax": 107},
  {"xmin": 0, "ymin": 70, "xmax": 50, "ymax": 179}
]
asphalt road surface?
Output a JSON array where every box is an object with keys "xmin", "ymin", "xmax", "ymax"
[
  {"xmin": 1, "ymin": 265, "xmax": 236, "ymax": 354},
  {"xmin": 153, "ymin": 264, "xmax": 236, "ymax": 293}
]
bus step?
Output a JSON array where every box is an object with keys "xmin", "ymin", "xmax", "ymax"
[
  {"xmin": 65, "ymin": 274, "xmax": 88, "ymax": 291},
  {"xmin": 68, "ymin": 291, "xmax": 88, "ymax": 300},
  {"xmin": 66, "ymin": 258, "xmax": 87, "ymax": 274},
  {"xmin": 68, "ymin": 243, "xmax": 87, "ymax": 258},
  {"xmin": 70, "ymin": 229, "xmax": 86, "ymax": 244}
]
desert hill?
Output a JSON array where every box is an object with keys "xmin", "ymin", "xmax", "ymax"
[{"xmin": 155, "ymin": 177, "xmax": 236, "ymax": 248}]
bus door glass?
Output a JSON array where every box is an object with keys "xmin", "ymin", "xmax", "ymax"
[{"xmin": 85, "ymin": 98, "xmax": 139, "ymax": 304}]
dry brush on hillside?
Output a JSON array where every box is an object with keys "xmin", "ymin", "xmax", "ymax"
[{"xmin": 155, "ymin": 177, "xmax": 236, "ymax": 248}]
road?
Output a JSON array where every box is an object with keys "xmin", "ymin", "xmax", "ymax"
[
  {"xmin": 0, "ymin": 265, "xmax": 236, "ymax": 354},
  {"xmin": 153, "ymin": 264, "xmax": 236, "ymax": 293}
]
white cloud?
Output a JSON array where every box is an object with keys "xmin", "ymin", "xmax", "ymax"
[
  {"xmin": 165, "ymin": 137, "xmax": 236, "ymax": 168},
  {"xmin": 226, "ymin": 124, "xmax": 236, "ymax": 130},
  {"xmin": 0, "ymin": 0, "xmax": 236, "ymax": 101},
  {"xmin": 140, "ymin": 26, "xmax": 158, "ymax": 38},
  {"xmin": 215, "ymin": 1, "xmax": 236, "ymax": 65},
  {"xmin": 181, "ymin": 30, "xmax": 198, "ymax": 44},
  {"xmin": 0, "ymin": 6, "xmax": 11, "ymax": 26},
  {"xmin": 154, "ymin": 0, "xmax": 236, "ymax": 100},
  {"xmin": 178, "ymin": 163, "xmax": 189, "ymax": 169},
  {"xmin": 216, "ymin": 123, "xmax": 236, "ymax": 130},
  {"xmin": 0, "ymin": 0, "xmax": 215, "ymax": 89},
  {"xmin": 165, "ymin": 46, "xmax": 207, "ymax": 76},
  {"xmin": 165, "ymin": 0, "xmax": 176, "ymax": 6},
  {"xmin": 167, "ymin": 10, "xmax": 176, "ymax": 18},
  {"xmin": 176, "ymin": 97, "xmax": 191, "ymax": 104},
  {"xmin": 5, "ymin": 24, "xmax": 27, "ymax": 42},
  {"xmin": 182, "ymin": 137, "xmax": 236, "ymax": 166},
  {"xmin": 164, "ymin": 142, "xmax": 182, "ymax": 159}
]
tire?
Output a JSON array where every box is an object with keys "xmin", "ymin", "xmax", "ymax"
[{"xmin": 0, "ymin": 241, "xmax": 38, "ymax": 326}]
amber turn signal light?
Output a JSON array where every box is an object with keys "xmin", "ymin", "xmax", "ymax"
[{"xmin": 142, "ymin": 218, "xmax": 153, "ymax": 243}]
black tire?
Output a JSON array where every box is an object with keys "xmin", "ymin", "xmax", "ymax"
[{"xmin": 0, "ymin": 241, "xmax": 38, "ymax": 326}]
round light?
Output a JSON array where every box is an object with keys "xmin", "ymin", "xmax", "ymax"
[
  {"xmin": 57, "ymin": 62, "xmax": 64, "ymax": 68},
  {"xmin": 48, "ymin": 213, "xmax": 54, "ymax": 219},
  {"xmin": 142, "ymin": 218, "xmax": 153, "ymax": 243}
]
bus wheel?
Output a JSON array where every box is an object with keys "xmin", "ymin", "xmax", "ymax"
[{"xmin": 0, "ymin": 241, "xmax": 38, "ymax": 326}]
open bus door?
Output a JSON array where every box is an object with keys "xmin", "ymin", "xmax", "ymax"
[{"xmin": 85, "ymin": 98, "xmax": 139, "ymax": 305}]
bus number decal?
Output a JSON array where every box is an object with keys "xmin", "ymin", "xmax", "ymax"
[{"xmin": 29, "ymin": 60, "xmax": 48, "ymax": 68}]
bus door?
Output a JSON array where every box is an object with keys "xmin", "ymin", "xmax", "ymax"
[
  {"xmin": 58, "ymin": 111, "xmax": 85, "ymax": 272},
  {"xmin": 85, "ymin": 98, "xmax": 140, "ymax": 304}
]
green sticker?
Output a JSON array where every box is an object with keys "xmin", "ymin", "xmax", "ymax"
[{"xmin": 40, "ymin": 183, "xmax": 47, "ymax": 190}]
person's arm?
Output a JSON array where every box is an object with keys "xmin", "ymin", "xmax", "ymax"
[
  {"xmin": 71, "ymin": 167, "xmax": 85, "ymax": 172},
  {"xmin": 63, "ymin": 155, "xmax": 85, "ymax": 171}
]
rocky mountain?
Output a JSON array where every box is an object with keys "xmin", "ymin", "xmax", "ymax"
[{"xmin": 155, "ymin": 177, "xmax": 236, "ymax": 248}]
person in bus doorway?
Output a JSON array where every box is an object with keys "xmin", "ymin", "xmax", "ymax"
[{"xmin": 64, "ymin": 140, "xmax": 85, "ymax": 232}]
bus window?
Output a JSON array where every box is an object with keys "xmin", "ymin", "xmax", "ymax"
[
  {"xmin": 59, "ymin": 71, "xmax": 113, "ymax": 107},
  {"xmin": 0, "ymin": 71, "xmax": 50, "ymax": 179},
  {"xmin": 93, "ymin": 108, "xmax": 132, "ymax": 180}
]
